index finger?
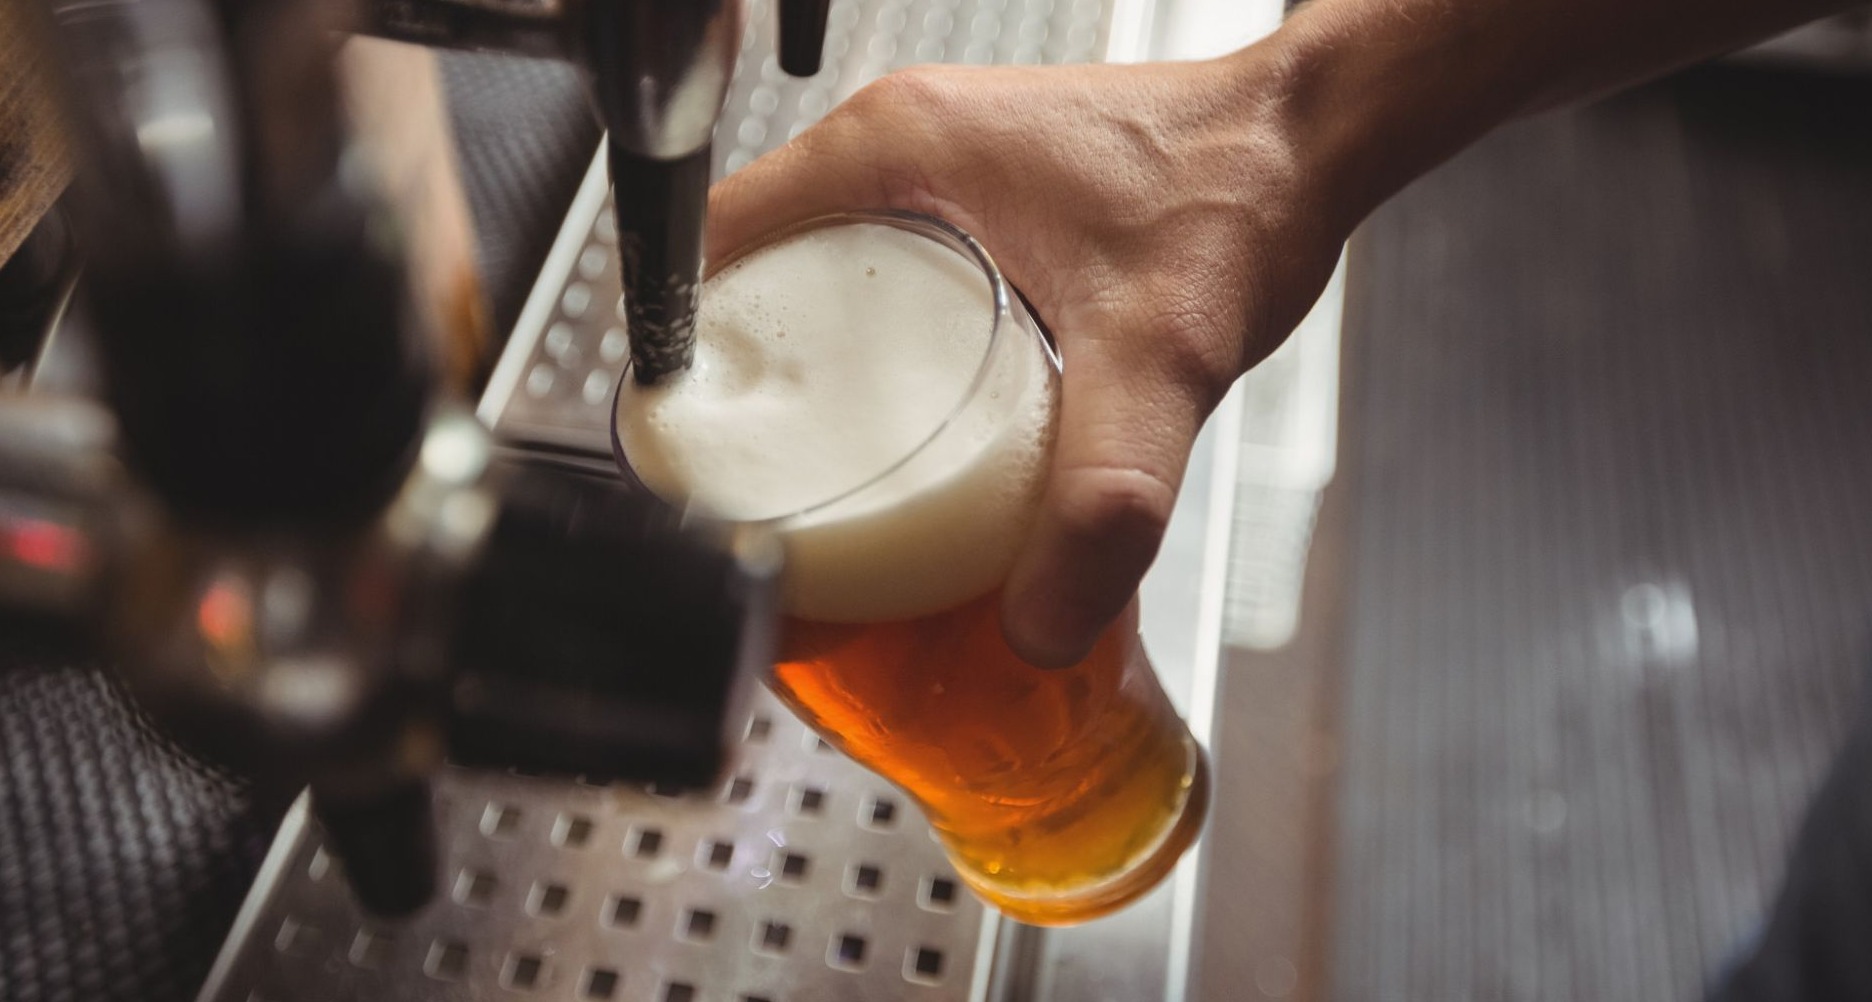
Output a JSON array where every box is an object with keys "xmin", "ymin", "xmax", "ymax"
[{"xmin": 705, "ymin": 114, "xmax": 898, "ymax": 261}]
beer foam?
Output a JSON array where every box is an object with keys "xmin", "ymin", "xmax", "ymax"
[{"xmin": 616, "ymin": 221, "xmax": 1056, "ymax": 622}]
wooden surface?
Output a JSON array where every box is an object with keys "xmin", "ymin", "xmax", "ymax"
[{"xmin": 0, "ymin": 0, "xmax": 70, "ymax": 265}]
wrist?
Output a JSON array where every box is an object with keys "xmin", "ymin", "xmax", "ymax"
[{"xmin": 1216, "ymin": 3, "xmax": 1537, "ymax": 229}]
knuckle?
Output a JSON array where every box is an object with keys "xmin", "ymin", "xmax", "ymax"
[
  {"xmin": 866, "ymin": 65, "xmax": 959, "ymax": 106},
  {"xmin": 1049, "ymin": 464, "xmax": 1177, "ymax": 559},
  {"xmin": 809, "ymin": 71, "xmax": 978, "ymax": 212},
  {"xmin": 845, "ymin": 66, "xmax": 976, "ymax": 131},
  {"xmin": 787, "ymin": 104, "xmax": 868, "ymax": 159}
]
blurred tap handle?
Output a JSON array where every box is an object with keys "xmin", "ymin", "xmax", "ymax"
[
  {"xmin": 338, "ymin": 37, "xmax": 494, "ymax": 395},
  {"xmin": 0, "ymin": 0, "xmax": 791, "ymax": 920}
]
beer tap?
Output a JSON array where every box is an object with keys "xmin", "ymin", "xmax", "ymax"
[
  {"xmin": 579, "ymin": 0, "xmax": 740, "ymax": 384},
  {"xmin": 8, "ymin": 0, "xmax": 815, "ymax": 916},
  {"xmin": 350, "ymin": 0, "xmax": 835, "ymax": 383}
]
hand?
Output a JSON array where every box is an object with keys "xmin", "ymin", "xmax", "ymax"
[{"xmin": 708, "ymin": 52, "xmax": 1350, "ymax": 667}]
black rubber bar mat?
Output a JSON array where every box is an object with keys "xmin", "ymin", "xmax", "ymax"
[
  {"xmin": 437, "ymin": 51, "xmax": 599, "ymax": 343},
  {"xmin": 1327, "ymin": 65, "xmax": 1872, "ymax": 1000},
  {"xmin": 0, "ymin": 652, "xmax": 275, "ymax": 1002}
]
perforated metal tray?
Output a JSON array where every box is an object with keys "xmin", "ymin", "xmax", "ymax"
[{"xmin": 198, "ymin": 690, "xmax": 999, "ymax": 1002}]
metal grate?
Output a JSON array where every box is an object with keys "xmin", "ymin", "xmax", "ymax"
[
  {"xmin": 485, "ymin": 186, "xmax": 632, "ymax": 453},
  {"xmin": 197, "ymin": 686, "xmax": 998, "ymax": 1002}
]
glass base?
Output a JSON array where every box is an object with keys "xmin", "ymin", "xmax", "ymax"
[{"xmin": 949, "ymin": 737, "xmax": 1212, "ymax": 927}]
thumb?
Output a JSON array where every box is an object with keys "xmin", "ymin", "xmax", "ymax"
[{"xmin": 999, "ymin": 318, "xmax": 1210, "ymax": 669}]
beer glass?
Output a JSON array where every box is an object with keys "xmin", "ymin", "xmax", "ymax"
[{"xmin": 614, "ymin": 211, "xmax": 1209, "ymax": 925}]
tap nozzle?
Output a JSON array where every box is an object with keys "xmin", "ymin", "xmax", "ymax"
[{"xmin": 610, "ymin": 146, "xmax": 712, "ymax": 385}]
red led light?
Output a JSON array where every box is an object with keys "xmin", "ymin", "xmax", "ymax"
[
  {"xmin": 4, "ymin": 517, "xmax": 90, "ymax": 575},
  {"xmin": 197, "ymin": 581, "xmax": 251, "ymax": 649}
]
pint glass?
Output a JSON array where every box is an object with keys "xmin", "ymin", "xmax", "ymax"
[{"xmin": 615, "ymin": 212, "xmax": 1208, "ymax": 925}]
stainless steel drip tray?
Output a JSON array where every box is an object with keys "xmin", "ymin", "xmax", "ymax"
[{"xmin": 197, "ymin": 685, "xmax": 998, "ymax": 1002}]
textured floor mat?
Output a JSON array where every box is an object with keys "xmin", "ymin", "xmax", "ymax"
[
  {"xmin": 438, "ymin": 52, "xmax": 599, "ymax": 342},
  {"xmin": 0, "ymin": 651, "xmax": 275, "ymax": 1002},
  {"xmin": 1330, "ymin": 66, "xmax": 1872, "ymax": 1000}
]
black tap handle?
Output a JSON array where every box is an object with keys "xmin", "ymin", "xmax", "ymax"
[
  {"xmin": 777, "ymin": 0, "xmax": 831, "ymax": 77},
  {"xmin": 311, "ymin": 781, "xmax": 438, "ymax": 917},
  {"xmin": 447, "ymin": 461, "xmax": 780, "ymax": 787}
]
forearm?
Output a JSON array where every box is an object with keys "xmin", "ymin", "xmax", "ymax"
[{"xmin": 1240, "ymin": 0, "xmax": 1862, "ymax": 223}]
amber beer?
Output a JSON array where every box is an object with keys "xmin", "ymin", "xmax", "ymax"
[{"xmin": 614, "ymin": 212, "xmax": 1208, "ymax": 924}]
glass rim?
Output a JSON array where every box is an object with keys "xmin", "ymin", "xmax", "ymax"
[{"xmin": 611, "ymin": 209, "xmax": 1059, "ymax": 527}]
